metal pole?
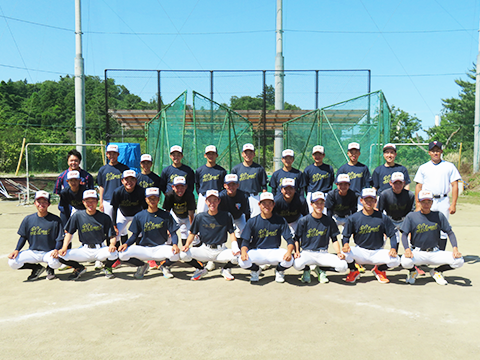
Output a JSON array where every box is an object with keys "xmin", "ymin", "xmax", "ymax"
[
  {"xmin": 105, "ymin": 70, "xmax": 110, "ymax": 144},
  {"xmin": 263, "ymin": 71, "xmax": 267, "ymax": 168},
  {"xmin": 75, "ymin": 0, "xmax": 86, "ymax": 168},
  {"xmin": 157, "ymin": 70, "xmax": 162, "ymax": 113},
  {"xmin": 210, "ymin": 71, "xmax": 214, "ymax": 102},
  {"xmin": 25, "ymin": 144, "xmax": 29, "ymax": 204},
  {"xmin": 474, "ymin": 18, "xmax": 480, "ymax": 173},
  {"xmin": 315, "ymin": 70, "xmax": 319, "ymax": 109},
  {"xmin": 274, "ymin": 0, "xmax": 284, "ymax": 171}
]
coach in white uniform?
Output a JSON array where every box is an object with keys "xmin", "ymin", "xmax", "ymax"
[{"xmin": 414, "ymin": 140, "xmax": 461, "ymax": 250}]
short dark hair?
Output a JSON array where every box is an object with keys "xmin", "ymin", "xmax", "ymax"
[{"xmin": 67, "ymin": 149, "xmax": 82, "ymax": 162}]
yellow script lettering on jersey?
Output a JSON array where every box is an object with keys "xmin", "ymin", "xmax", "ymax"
[
  {"xmin": 258, "ymin": 228, "xmax": 278, "ymax": 237},
  {"xmin": 416, "ymin": 223, "xmax": 438, "ymax": 234},
  {"xmin": 30, "ymin": 226, "xmax": 51, "ymax": 236},
  {"xmin": 106, "ymin": 172, "xmax": 122, "ymax": 181},
  {"xmin": 144, "ymin": 221, "xmax": 164, "ymax": 232},
  {"xmin": 358, "ymin": 224, "xmax": 380, "ymax": 235},
  {"xmin": 307, "ymin": 228, "xmax": 326, "ymax": 238},
  {"xmin": 239, "ymin": 173, "xmax": 256, "ymax": 181},
  {"xmin": 81, "ymin": 223, "xmax": 102, "ymax": 233}
]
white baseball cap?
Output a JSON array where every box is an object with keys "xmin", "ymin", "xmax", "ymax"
[
  {"xmin": 282, "ymin": 149, "xmax": 294, "ymax": 158},
  {"xmin": 281, "ymin": 178, "xmax": 295, "ymax": 188},
  {"xmin": 361, "ymin": 188, "xmax": 376, "ymax": 199},
  {"xmin": 67, "ymin": 170, "xmax": 80, "ymax": 180},
  {"xmin": 311, "ymin": 191, "xmax": 325, "ymax": 202},
  {"xmin": 205, "ymin": 145, "xmax": 217, "ymax": 154},
  {"xmin": 224, "ymin": 174, "xmax": 238, "ymax": 184},
  {"xmin": 383, "ymin": 143, "xmax": 397, "ymax": 152},
  {"xmin": 336, "ymin": 174, "xmax": 350, "ymax": 184},
  {"xmin": 122, "ymin": 170, "xmax": 136, "ymax": 179},
  {"xmin": 141, "ymin": 154, "xmax": 152, "ymax": 162},
  {"xmin": 34, "ymin": 191, "xmax": 50, "ymax": 202},
  {"xmin": 206, "ymin": 189, "xmax": 219, "ymax": 199},
  {"xmin": 170, "ymin": 145, "xmax": 183, "ymax": 154},
  {"xmin": 348, "ymin": 142, "xmax": 360, "ymax": 151},
  {"xmin": 242, "ymin": 143, "xmax": 255, "ymax": 152},
  {"xmin": 173, "ymin": 176, "xmax": 186, "ymax": 185},
  {"xmin": 145, "ymin": 187, "xmax": 160, "ymax": 197},
  {"xmin": 418, "ymin": 190, "xmax": 433, "ymax": 201},
  {"xmin": 83, "ymin": 190, "xmax": 98, "ymax": 200},
  {"xmin": 391, "ymin": 172, "xmax": 404, "ymax": 183},
  {"xmin": 259, "ymin": 192, "xmax": 274, "ymax": 202},
  {"xmin": 106, "ymin": 144, "xmax": 119, "ymax": 153},
  {"xmin": 312, "ymin": 145, "xmax": 325, "ymax": 154}
]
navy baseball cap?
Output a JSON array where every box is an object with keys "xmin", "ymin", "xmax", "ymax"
[{"xmin": 428, "ymin": 141, "xmax": 443, "ymax": 150}]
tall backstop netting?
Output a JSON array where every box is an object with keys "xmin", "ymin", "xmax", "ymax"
[
  {"xmin": 146, "ymin": 91, "xmax": 253, "ymax": 172},
  {"xmin": 284, "ymin": 91, "xmax": 391, "ymax": 172}
]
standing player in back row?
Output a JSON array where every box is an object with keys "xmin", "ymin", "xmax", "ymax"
[
  {"xmin": 231, "ymin": 143, "xmax": 268, "ymax": 217},
  {"xmin": 336, "ymin": 142, "xmax": 372, "ymax": 209},
  {"xmin": 414, "ymin": 140, "xmax": 461, "ymax": 251},
  {"xmin": 136, "ymin": 154, "xmax": 164, "ymax": 190},
  {"xmin": 195, "ymin": 145, "xmax": 227, "ymax": 213},
  {"xmin": 269, "ymin": 149, "xmax": 305, "ymax": 197},
  {"xmin": 160, "ymin": 145, "xmax": 195, "ymax": 195},
  {"xmin": 372, "ymin": 143, "xmax": 410, "ymax": 195},
  {"xmin": 304, "ymin": 145, "xmax": 335, "ymax": 212}
]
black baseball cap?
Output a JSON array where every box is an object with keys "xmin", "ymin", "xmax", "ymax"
[{"xmin": 428, "ymin": 141, "xmax": 443, "ymax": 151}]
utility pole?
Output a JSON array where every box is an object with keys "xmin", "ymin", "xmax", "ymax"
[
  {"xmin": 475, "ymin": 17, "xmax": 480, "ymax": 173},
  {"xmin": 75, "ymin": 0, "xmax": 87, "ymax": 168},
  {"xmin": 274, "ymin": 0, "xmax": 285, "ymax": 171}
]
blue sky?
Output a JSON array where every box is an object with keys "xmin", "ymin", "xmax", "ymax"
[{"xmin": 1, "ymin": 0, "xmax": 479, "ymax": 131}]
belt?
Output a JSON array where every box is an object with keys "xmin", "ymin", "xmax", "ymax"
[
  {"xmin": 305, "ymin": 249, "xmax": 328, "ymax": 253},
  {"xmin": 414, "ymin": 246, "xmax": 439, "ymax": 252},
  {"xmin": 433, "ymin": 194, "xmax": 447, "ymax": 199},
  {"xmin": 84, "ymin": 244, "xmax": 101, "ymax": 249},
  {"xmin": 204, "ymin": 243, "xmax": 223, "ymax": 249},
  {"xmin": 391, "ymin": 217, "xmax": 405, "ymax": 221}
]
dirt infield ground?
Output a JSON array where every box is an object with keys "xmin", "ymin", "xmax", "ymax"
[{"xmin": 1, "ymin": 199, "xmax": 479, "ymax": 360}]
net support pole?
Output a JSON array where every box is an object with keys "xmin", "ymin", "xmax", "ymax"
[
  {"xmin": 274, "ymin": 0, "xmax": 284, "ymax": 171},
  {"xmin": 474, "ymin": 18, "xmax": 480, "ymax": 173}
]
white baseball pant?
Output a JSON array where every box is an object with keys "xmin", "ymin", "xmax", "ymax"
[
  {"xmin": 248, "ymin": 194, "xmax": 260, "ymax": 217},
  {"xmin": 196, "ymin": 193, "xmax": 208, "ymax": 214},
  {"xmin": 116, "ymin": 212, "xmax": 134, "ymax": 240},
  {"xmin": 9, "ymin": 250, "xmax": 61, "ymax": 270},
  {"xmin": 401, "ymin": 248, "xmax": 464, "ymax": 269},
  {"xmin": 180, "ymin": 243, "xmax": 238, "ymax": 264},
  {"xmin": 60, "ymin": 244, "xmax": 118, "ymax": 262},
  {"xmin": 238, "ymin": 248, "xmax": 293, "ymax": 269},
  {"xmin": 293, "ymin": 250, "xmax": 348, "ymax": 273},
  {"xmin": 119, "ymin": 244, "xmax": 180, "ymax": 262},
  {"xmin": 431, "ymin": 196, "xmax": 450, "ymax": 239},
  {"xmin": 343, "ymin": 246, "xmax": 400, "ymax": 268},
  {"xmin": 234, "ymin": 214, "xmax": 246, "ymax": 238},
  {"xmin": 171, "ymin": 211, "xmax": 190, "ymax": 240},
  {"xmin": 102, "ymin": 200, "xmax": 114, "ymax": 220}
]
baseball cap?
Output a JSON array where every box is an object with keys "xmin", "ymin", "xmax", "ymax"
[
  {"xmin": 361, "ymin": 188, "xmax": 376, "ymax": 199},
  {"xmin": 418, "ymin": 190, "xmax": 433, "ymax": 201},
  {"xmin": 281, "ymin": 178, "xmax": 295, "ymax": 188},
  {"xmin": 348, "ymin": 142, "xmax": 360, "ymax": 151},
  {"xmin": 122, "ymin": 170, "xmax": 136, "ymax": 179},
  {"xmin": 140, "ymin": 154, "xmax": 152, "ymax": 162},
  {"xmin": 83, "ymin": 190, "xmax": 98, "ymax": 200},
  {"xmin": 383, "ymin": 143, "xmax": 397, "ymax": 152},
  {"xmin": 145, "ymin": 187, "xmax": 160, "ymax": 197},
  {"xmin": 391, "ymin": 172, "xmax": 404, "ymax": 183},
  {"xmin": 259, "ymin": 192, "xmax": 274, "ymax": 202},
  {"xmin": 428, "ymin": 141, "xmax": 443, "ymax": 151},
  {"xmin": 282, "ymin": 149, "xmax": 294, "ymax": 158},
  {"xmin": 170, "ymin": 145, "xmax": 183, "ymax": 154},
  {"xmin": 312, "ymin": 145, "xmax": 325, "ymax": 154},
  {"xmin": 205, "ymin": 189, "xmax": 219, "ymax": 199},
  {"xmin": 205, "ymin": 145, "xmax": 217, "ymax": 154},
  {"xmin": 106, "ymin": 144, "xmax": 119, "ymax": 153},
  {"xmin": 311, "ymin": 191, "xmax": 325, "ymax": 202},
  {"xmin": 34, "ymin": 191, "xmax": 50, "ymax": 202},
  {"xmin": 67, "ymin": 170, "xmax": 80, "ymax": 180},
  {"xmin": 336, "ymin": 174, "xmax": 350, "ymax": 184},
  {"xmin": 224, "ymin": 174, "xmax": 238, "ymax": 184},
  {"xmin": 173, "ymin": 176, "xmax": 186, "ymax": 185},
  {"xmin": 242, "ymin": 143, "xmax": 255, "ymax": 152}
]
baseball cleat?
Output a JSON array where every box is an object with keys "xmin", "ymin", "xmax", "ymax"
[
  {"xmin": 275, "ymin": 270, "xmax": 285, "ymax": 283},
  {"xmin": 250, "ymin": 269, "xmax": 261, "ymax": 282},
  {"xmin": 317, "ymin": 269, "xmax": 329, "ymax": 284},
  {"xmin": 301, "ymin": 270, "xmax": 311, "ymax": 284},
  {"xmin": 355, "ymin": 263, "xmax": 366, "ymax": 273},
  {"xmin": 27, "ymin": 265, "xmax": 46, "ymax": 281},
  {"xmin": 430, "ymin": 270, "xmax": 448, "ymax": 285},
  {"xmin": 206, "ymin": 261, "xmax": 216, "ymax": 271},
  {"xmin": 134, "ymin": 263, "xmax": 149, "ymax": 280},
  {"xmin": 94, "ymin": 261, "xmax": 104, "ymax": 270},
  {"xmin": 58, "ymin": 264, "xmax": 72, "ymax": 271},
  {"xmin": 104, "ymin": 267, "xmax": 115, "ymax": 279},
  {"xmin": 220, "ymin": 268, "xmax": 234, "ymax": 281},
  {"xmin": 345, "ymin": 270, "xmax": 360, "ymax": 283},
  {"xmin": 68, "ymin": 267, "xmax": 86, "ymax": 281},
  {"xmin": 112, "ymin": 259, "xmax": 121, "ymax": 269},
  {"xmin": 148, "ymin": 260, "xmax": 158, "ymax": 269},
  {"xmin": 406, "ymin": 268, "xmax": 419, "ymax": 284},
  {"xmin": 160, "ymin": 265, "xmax": 174, "ymax": 279},
  {"xmin": 46, "ymin": 266, "xmax": 56, "ymax": 280},
  {"xmin": 191, "ymin": 268, "xmax": 208, "ymax": 281},
  {"xmin": 372, "ymin": 266, "xmax": 389, "ymax": 283},
  {"xmin": 415, "ymin": 266, "xmax": 426, "ymax": 276},
  {"xmin": 260, "ymin": 264, "xmax": 271, "ymax": 271}
]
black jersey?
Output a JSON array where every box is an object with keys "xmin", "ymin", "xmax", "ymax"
[
  {"xmin": 59, "ymin": 185, "xmax": 87, "ymax": 221},
  {"xmin": 377, "ymin": 188, "xmax": 415, "ymax": 220},
  {"xmin": 273, "ymin": 193, "xmax": 308, "ymax": 223},
  {"xmin": 336, "ymin": 162, "xmax": 372, "ymax": 196},
  {"xmin": 190, "ymin": 211, "xmax": 235, "ymax": 245},
  {"xmin": 241, "ymin": 214, "xmax": 293, "ymax": 250},
  {"xmin": 97, "ymin": 163, "xmax": 130, "ymax": 201},
  {"xmin": 231, "ymin": 162, "xmax": 268, "ymax": 194},
  {"xmin": 295, "ymin": 214, "xmax": 340, "ymax": 251},
  {"xmin": 128, "ymin": 209, "xmax": 180, "ymax": 246},
  {"xmin": 219, "ymin": 189, "xmax": 251, "ymax": 220},
  {"xmin": 136, "ymin": 172, "xmax": 163, "ymax": 190},
  {"xmin": 65, "ymin": 210, "xmax": 116, "ymax": 245},
  {"xmin": 400, "ymin": 211, "xmax": 451, "ymax": 250},
  {"xmin": 372, "ymin": 163, "xmax": 410, "ymax": 195},
  {"xmin": 160, "ymin": 164, "xmax": 195, "ymax": 194},
  {"xmin": 110, "ymin": 185, "xmax": 147, "ymax": 224},
  {"xmin": 163, "ymin": 190, "xmax": 196, "ymax": 219},
  {"xmin": 195, "ymin": 164, "xmax": 227, "ymax": 195},
  {"xmin": 325, "ymin": 188, "xmax": 358, "ymax": 218},
  {"xmin": 16, "ymin": 213, "xmax": 64, "ymax": 252}
]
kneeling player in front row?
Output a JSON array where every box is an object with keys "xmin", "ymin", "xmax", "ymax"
[
  {"xmin": 293, "ymin": 192, "xmax": 348, "ymax": 284},
  {"xmin": 8, "ymin": 191, "xmax": 63, "ymax": 281},
  {"xmin": 118, "ymin": 187, "xmax": 180, "ymax": 279},
  {"xmin": 239, "ymin": 192, "xmax": 294, "ymax": 283},
  {"xmin": 53, "ymin": 190, "xmax": 118, "ymax": 280},
  {"xmin": 181, "ymin": 190, "xmax": 240, "ymax": 281},
  {"xmin": 342, "ymin": 188, "xmax": 400, "ymax": 284},
  {"xmin": 400, "ymin": 190, "xmax": 464, "ymax": 285}
]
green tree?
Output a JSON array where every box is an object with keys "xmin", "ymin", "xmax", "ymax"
[
  {"xmin": 390, "ymin": 105, "xmax": 422, "ymax": 143},
  {"xmin": 229, "ymin": 85, "xmax": 301, "ymax": 110}
]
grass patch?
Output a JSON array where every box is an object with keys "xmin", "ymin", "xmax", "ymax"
[{"xmin": 458, "ymin": 190, "xmax": 480, "ymax": 205}]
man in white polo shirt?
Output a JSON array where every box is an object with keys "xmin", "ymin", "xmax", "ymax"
[{"xmin": 414, "ymin": 140, "xmax": 461, "ymax": 250}]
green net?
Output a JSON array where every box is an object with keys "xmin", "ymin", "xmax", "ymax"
[
  {"xmin": 284, "ymin": 91, "xmax": 391, "ymax": 173},
  {"xmin": 146, "ymin": 91, "xmax": 253, "ymax": 173}
]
